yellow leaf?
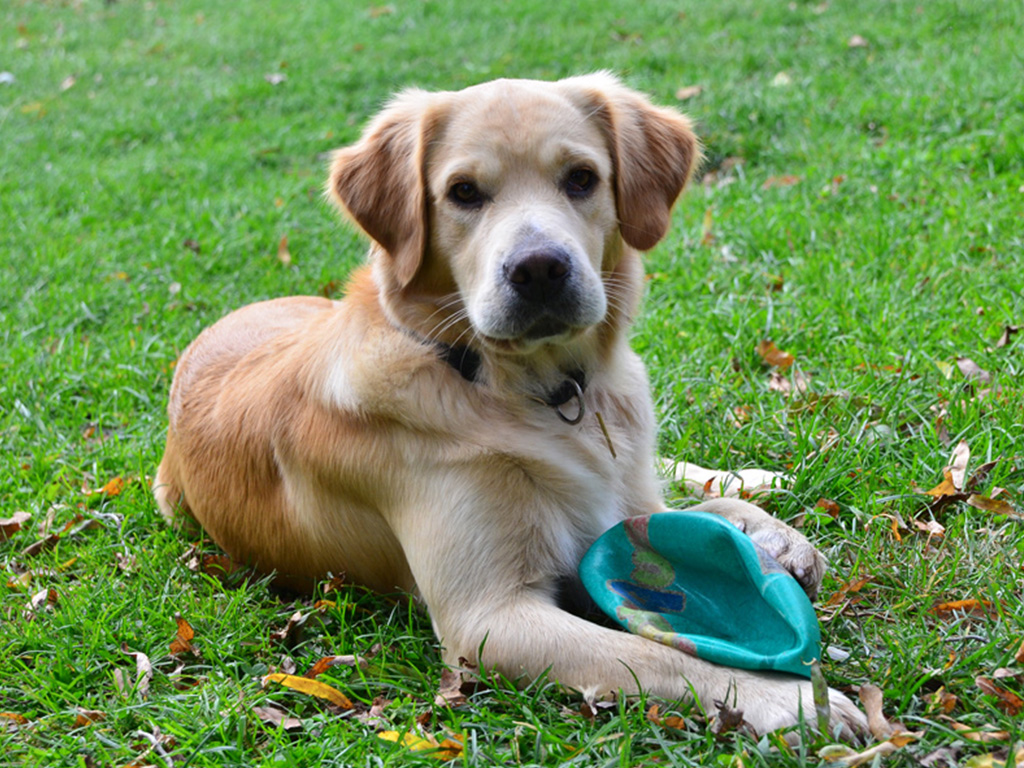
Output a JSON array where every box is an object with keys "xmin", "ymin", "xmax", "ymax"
[
  {"xmin": 378, "ymin": 730, "xmax": 463, "ymax": 760},
  {"xmin": 263, "ymin": 673, "xmax": 354, "ymax": 709}
]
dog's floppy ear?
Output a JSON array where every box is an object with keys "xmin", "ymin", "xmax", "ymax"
[
  {"xmin": 327, "ymin": 90, "xmax": 444, "ymax": 287},
  {"xmin": 561, "ymin": 72, "xmax": 701, "ymax": 251}
]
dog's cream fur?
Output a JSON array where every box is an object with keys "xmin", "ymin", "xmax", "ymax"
[{"xmin": 155, "ymin": 73, "xmax": 865, "ymax": 736}]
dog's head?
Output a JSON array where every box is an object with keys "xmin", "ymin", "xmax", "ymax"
[{"xmin": 328, "ymin": 73, "xmax": 699, "ymax": 357}]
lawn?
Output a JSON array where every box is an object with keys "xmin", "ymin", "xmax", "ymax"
[{"xmin": 1, "ymin": 0, "xmax": 1022, "ymax": 765}]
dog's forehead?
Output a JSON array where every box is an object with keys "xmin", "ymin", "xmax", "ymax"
[{"xmin": 439, "ymin": 80, "xmax": 606, "ymax": 160}]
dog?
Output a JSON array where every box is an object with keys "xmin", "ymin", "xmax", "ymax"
[{"xmin": 155, "ymin": 73, "xmax": 866, "ymax": 736}]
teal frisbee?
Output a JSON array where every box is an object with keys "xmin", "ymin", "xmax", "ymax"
[{"xmin": 579, "ymin": 511, "xmax": 820, "ymax": 678}]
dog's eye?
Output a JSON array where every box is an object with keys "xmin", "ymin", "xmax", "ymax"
[
  {"xmin": 565, "ymin": 168, "xmax": 597, "ymax": 199},
  {"xmin": 448, "ymin": 181, "xmax": 484, "ymax": 208}
]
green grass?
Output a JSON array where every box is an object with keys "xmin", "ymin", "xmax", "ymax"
[{"xmin": 2, "ymin": 0, "xmax": 1022, "ymax": 765}]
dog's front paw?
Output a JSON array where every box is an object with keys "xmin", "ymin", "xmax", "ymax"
[
  {"xmin": 722, "ymin": 673, "xmax": 867, "ymax": 741},
  {"xmin": 689, "ymin": 498, "xmax": 826, "ymax": 599}
]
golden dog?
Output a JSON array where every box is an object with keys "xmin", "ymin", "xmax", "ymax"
[{"xmin": 156, "ymin": 73, "xmax": 865, "ymax": 736}]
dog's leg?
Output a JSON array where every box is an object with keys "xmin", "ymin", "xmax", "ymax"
[{"xmin": 436, "ymin": 592, "xmax": 865, "ymax": 738}]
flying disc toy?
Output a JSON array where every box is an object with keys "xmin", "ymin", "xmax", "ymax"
[{"xmin": 579, "ymin": 511, "xmax": 820, "ymax": 678}]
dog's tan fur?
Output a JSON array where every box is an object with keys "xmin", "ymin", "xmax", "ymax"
[{"xmin": 155, "ymin": 74, "xmax": 864, "ymax": 735}]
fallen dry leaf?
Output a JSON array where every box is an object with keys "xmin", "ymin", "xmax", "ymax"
[
  {"xmin": 169, "ymin": 613, "xmax": 196, "ymax": 656},
  {"xmin": 975, "ymin": 676, "xmax": 1023, "ymax": 716},
  {"xmin": 967, "ymin": 494, "xmax": 1019, "ymax": 517},
  {"xmin": 305, "ymin": 654, "xmax": 369, "ymax": 679},
  {"xmin": 1015, "ymin": 638, "xmax": 1024, "ymax": 665},
  {"xmin": 815, "ymin": 498, "xmax": 841, "ymax": 518},
  {"xmin": 378, "ymin": 729, "xmax": 463, "ymax": 761},
  {"xmin": 927, "ymin": 687, "xmax": 959, "ymax": 714},
  {"xmin": 761, "ymin": 174, "xmax": 800, "ymax": 189},
  {"xmin": 847, "ymin": 34, "xmax": 870, "ymax": 48},
  {"xmin": 675, "ymin": 84, "xmax": 703, "ymax": 100},
  {"xmin": 817, "ymin": 731, "xmax": 921, "ymax": 767},
  {"xmin": 269, "ymin": 610, "xmax": 308, "ymax": 649},
  {"xmin": 0, "ymin": 712, "xmax": 28, "ymax": 730},
  {"xmin": 73, "ymin": 708, "xmax": 106, "ymax": 728},
  {"xmin": 768, "ymin": 368, "xmax": 810, "ymax": 394},
  {"xmin": 956, "ymin": 357, "xmax": 992, "ymax": 384},
  {"xmin": 700, "ymin": 207, "xmax": 715, "ymax": 246},
  {"xmin": 825, "ymin": 576, "xmax": 874, "ymax": 607},
  {"xmin": 277, "ymin": 235, "xmax": 292, "ymax": 266},
  {"xmin": 119, "ymin": 644, "xmax": 153, "ymax": 698},
  {"xmin": 946, "ymin": 440, "xmax": 971, "ymax": 490},
  {"xmin": 262, "ymin": 673, "xmax": 354, "ymax": 710},
  {"xmin": 995, "ymin": 324, "xmax": 1020, "ymax": 348},
  {"xmin": 24, "ymin": 587, "xmax": 58, "ymax": 620},
  {"xmin": 756, "ymin": 339, "xmax": 795, "ymax": 369},
  {"xmin": 912, "ymin": 518, "xmax": 946, "ymax": 538},
  {"xmin": 948, "ymin": 721, "xmax": 1011, "ymax": 742},
  {"xmin": 771, "ymin": 71, "xmax": 792, "ymax": 87},
  {"xmin": 354, "ymin": 696, "xmax": 390, "ymax": 728},
  {"xmin": 646, "ymin": 703, "xmax": 688, "ymax": 730},
  {"xmin": 264, "ymin": 72, "xmax": 287, "ymax": 85},
  {"xmin": 858, "ymin": 684, "xmax": 896, "ymax": 740},
  {"xmin": 929, "ymin": 599, "xmax": 995, "ymax": 619},
  {"xmin": 0, "ymin": 511, "xmax": 31, "ymax": 540},
  {"xmin": 252, "ymin": 705, "xmax": 304, "ymax": 732}
]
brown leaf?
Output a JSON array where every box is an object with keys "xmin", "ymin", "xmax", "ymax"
[
  {"xmin": 169, "ymin": 612, "xmax": 196, "ymax": 656},
  {"xmin": 975, "ymin": 676, "xmax": 1023, "ymax": 716},
  {"xmin": 646, "ymin": 701, "xmax": 694, "ymax": 731},
  {"xmin": 269, "ymin": 610, "xmax": 308, "ymax": 648},
  {"xmin": 927, "ymin": 688, "xmax": 958, "ymax": 714},
  {"xmin": 815, "ymin": 498, "xmax": 841, "ymax": 518},
  {"xmin": 847, "ymin": 34, "xmax": 870, "ymax": 48},
  {"xmin": 674, "ymin": 84, "xmax": 703, "ymax": 101},
  {"xmin": 995, "ymin": 324, "xmax": 1021, "ymax": 348},
  {"xmin": 277, "ymin": 235, "xmax": 291, "ymax": 265},
  {"xmin": 710, "ymin": 699, "xmax": 750, "ymax": 737},
  {"xmin": 101, "ymin": 476, "xmax": 126, "ymax": 497},
  {"xmin": 756, "ymin": 340, "xmax": 795, "ymax": 370},
  {"xmin": 761, "ymin": 174, "xmax": 800, "ymax": 189},
  {"xmin": 0, "ymin": 511, "xmax": 31, "ymax": 540},
  {"xmin": 929, "ymin": 599, "xmax": 995, "ymax": 618},
  {"xmin": 825, "ymin": 576, "xmax": 874, "ymax": 607},
  {"xmin": 768, "ymin": 368, "xmax": 811, "ymax": 394},
  {"xmin": 252, "ymin": 705, "xmax": 304, "ymax": 732},
  {"xmin": 73, "ymin": 708, "xmax": 106, "ymax": 728},
  {"xmin": 0, "ymin": 712, "xmax": 29, "ymax": 730},
  {"xmin": 858, "ymin": 684, "xmax": 893, "ymax": 740},
  {"xmin": 434, "ymin": 668, "xmax": 468, "ymax": 708},
  {"xmin": 305, "ymin": 654, "xmax": 369, "ymax": 679},
  {"xmin": 1015, "ymin": 638, "xmax": 1024, "ymax": 665},
  {"xmin": 354, "ymin": 696, "xmax": 391, "ymax": 728},
  {"xmin": 956, "ymin": 357, "xmax": 991, "ymax": 384},
  {"xmin": 967, "ymin": 494, "xmax": 1019, "ymax": 517}
]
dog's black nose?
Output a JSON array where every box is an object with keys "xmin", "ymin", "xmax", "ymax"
[{"xmin": 504, "ymin": 249, "xmax": 571, "ymax": 302}]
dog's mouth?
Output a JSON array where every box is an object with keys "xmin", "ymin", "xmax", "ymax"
[{"xmin": 477, "ymin": 319, "xmax": 583, "ymax": 354}]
